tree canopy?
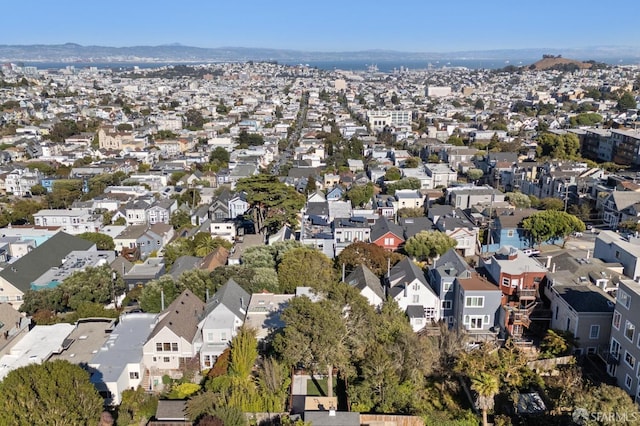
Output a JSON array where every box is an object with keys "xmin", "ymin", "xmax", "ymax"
[
  {"xmin": 385, "ymin": 177, "xmax": 422, "ymax": 195},
  {"xmin": 336, "ymin": 242, "xmax": 404, "ymax": 277},
  {"xmin": 346, "ymin": 183, "xmax": 374, "ymax": 207},
  {"xmin": 273, "ymin": 296, "xmax": 349, "ymax": 398},
  {"xmin": 536, "ymin": 132, "xmax": 580, "ymax": 160},
  {"xmin": 618, "ymin": 91, "xmax": 637, "ymax": 111},
  {"xmin": 404, "ymin": 231, "xmax": 458, "ymax": 261},
  {"xmin": 384, "ymin": 167, "xmax": 402, "ymax": 181},
  {"xmin": 235, "ymin": 174, "xmax": 305, "ymax": 235},
  {"xmin": 277, "ymin": 247, "xmax": 335, "ymax": 293},
  {"xmin": 0, "ymin": 360, "xmax": 103, "ymax": 425},
  {"xmin": 20, "ymin": 264, "xmax": 126, "ymax": 315},
  {"xmin": 522, "ymin": 210, "xmax": 585, "ymax": 247},
  {"xmin": 505, "ymin": 192, "xmax": 532, "ymax": 208},
  {"xmin": 77, "ymin": 232, "xmax": 115, "ymax": 250}
]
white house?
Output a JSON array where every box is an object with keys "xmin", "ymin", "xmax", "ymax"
[
  {"xmin": 143, "ymin": 290, "xmax": 205, "ymax": 384},
  {"xmin": 388, "ymin": 258, "xmax": 441, "ymax": 331},
  {"xmin": 195, "ymin": 279, "xmax": 249, "ymax": 369},
  {"xmin": 89, "ymin": 313, "xmax": 157, "ymax": 405}
]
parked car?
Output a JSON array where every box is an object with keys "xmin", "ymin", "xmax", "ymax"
[{"xmin": 521, "ymin": 248, "xmax": 540, "ymax": 256}]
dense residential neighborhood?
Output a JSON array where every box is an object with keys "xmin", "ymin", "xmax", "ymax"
[{"xmin": 1, "ymin": 56, "xmax": 640, "ymax": 425}]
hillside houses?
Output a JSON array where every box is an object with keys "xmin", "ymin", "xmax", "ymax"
[{"xmin": 5, "ymin": 58, "xmax": 640, "ymax": 414}]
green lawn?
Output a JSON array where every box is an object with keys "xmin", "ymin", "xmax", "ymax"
[{"xmin": 306, "ymin": 376, "xmax": 336, "ymax": 396}]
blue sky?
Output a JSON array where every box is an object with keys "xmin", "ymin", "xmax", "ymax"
[{"xmin": 2, "ymin": 1, "xmax": 637, "ymax": 52}]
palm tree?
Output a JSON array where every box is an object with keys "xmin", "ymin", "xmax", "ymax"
[{"xmin": 471, "ymin": 372, "xmax": 499, "ymax": 426}]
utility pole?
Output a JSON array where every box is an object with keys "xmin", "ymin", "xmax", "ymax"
[{"xmin": 111, "ymin": 271, "xmax": 117, "ymax": 309}]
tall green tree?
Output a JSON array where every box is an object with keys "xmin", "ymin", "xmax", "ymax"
[
  {"xmin": 192, "ymin": 233, "xmax": 231, "ymax": 257},
  {"xmin": 170, "ymin": 210, "xmax": 193, "ymax": 230},
  {"xmin": 617, "ymin": 91, "xmax": 637, "ymax": 111},
  {"xmin": 336, "ymin": 242, "xmax": 404, "ymax": 277},
  {"xmin": 385, "ymin": 177, "xmax": 422, "ymax": 195},
  {"xmin": 0, "ymin": 360, "xmax": 103, "ymax": 425},
  {"xmin": 77, "ymin": 232, "xmax": 115, "ymax": 250},
  {"xmin": 404, "ymin": 231, "xmax": 458, "ymax": 262},
  {"xmin": 346, "ymin": 183, "xmax": 374, "ymax": 207},
  {"xmin": 404, "ymin": 157, "xmax": 420, "ymax": 168},
  {"xmin": 210, "ymin": 146, "xmax": 230, "ymax": 164},
  {"xmin": 466, "ymin": 168, "xmax": 484, "ymax": 182},
  {"xmin": 48, "ymin": 179, "xmax": 83, "ymax": 208},
  {"xmin": 236, "ymin": 130, "xmax": 264, "ymax": 148},
  {"xmin": 274, "ymin": 296, "xmax": 349, "ymax": 398},
  {"xmin": 384, "ymin": 167, "xmax": 402, "ymax": 181},
  {"xmin": 536, "ymin": 132, "xmax": 580, "ymax": 160},
  {"xmin": 139, "ymin": 275, "xmax": 184, "ymax": 313},
  {"xmin": 277, "ymin": 247, "xmax": 335, "ymax": 293},
  {"xmin": 60, "ymin": 265, "xmax": 126, "ymax": 310},
  {"xmin": 505, "ymin": 192, "xmax": 532, "ymax": 208},
  {"xmin": 304, "ymin": 175, "xmax": 317, "ymax": 196},
  {"xmin": 471, "ymin": 372, "xmax": 499, "ymax": 426},
  {"xmin": 235, "ymin": 174, "xmax": 305, "ymax": 235},
  {"xmin": 522, "ymin": 210, "xmax": 585, "ymax": 248}
]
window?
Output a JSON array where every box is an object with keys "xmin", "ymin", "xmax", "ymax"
[
  {"xmin": 129, "ymin": 372, "xmax": 139, "ymax": 380},
  {"xmin": 626, "ymin": 374, "xmax": 633, "ymax": 390},
  {"xmin": 587, "ymin": 347, "xmax": 597, "ymax": 355},
  {"xmin": 204, "ymin": 355, "xmax": 212, "ymax": 368},
  {"xmin": 221, "ymin": 332, "xmax": 227, "ymax": 341},
  {"xmin": 626, "ymin": 321, "xmax": 636, "ymax": 342},
  {"xmin": 619, "ymin": 290, "xmax": 631, "ymax": 309},
  {"xmin": 412, "ymin": 294, "xmax": 419, "ymax": 303},
  {"xmin": 425, "ymin": 307, "xmax": 436, "ymax": 319},
  {"xmin": 625, "ymin": 351, "xmax": 636, "ymax": 369},
  {"xmin": 469, "ymin": 316, "xmax": 484, "ymax": 330},
  {"xmin": 507, "ymin": 230, "xmax": 515, "ymax": 237},
  {"xmin": 443, "ymin": 282, "xmax": 453, "ymax": 292},
  {"xmin": 384, "ymin": 237, "xmax": 394, "ymax": 246},
  {"xmin": 502, "ymin": 277, "xmax": 510, "ymax": 287},
  {"xmin": 156, "ymin": 343, "xmax": 162, "ymax": 352},
  {"xmin": 465, "ymin": 296, "xmax": 484, "ymax": 308},
  {"xmin": 163, "ymin": 357, "xmax": 170, "ymax": 363},
  {"xmin": 172, "ymin": 343, "xmax": 178, "ymax": 352},
  {"xmin": 589, "ymin": 325, "xmax": 600, "ymax": 340},
  {"xmin": 442, "ymin": 300, "xmax": 452, "ymax": 310},
  {"xmin": 163, "ymin": 342, "xmax": 171, "ymax": 351},
  {"xmin": 613, "ymin": 311, "xmax": 622, "ymax": 330},
  {"xmin": 611, "ymin": 339, "xmax": 621, "ymax": 360},
  {"xmin": 207, "ymin": 332, "xmax": 214, "ymax": 342}
]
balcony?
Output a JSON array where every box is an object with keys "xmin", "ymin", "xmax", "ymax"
[
  {"xmin": 506, "ymin": 306, "xmax": 534, "ymax": 328},
  {"xmin": 518, "ymin": 288, "xmax": 537, "ymax": 299}
]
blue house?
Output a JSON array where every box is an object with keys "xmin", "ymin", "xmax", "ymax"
[
  {"xmin": 482, "ymin": 209, "xmax": 537, "ymax": 253},
  {"xmin": 326, "ymin": 186, "xmax": 344, "ymax": 201}
]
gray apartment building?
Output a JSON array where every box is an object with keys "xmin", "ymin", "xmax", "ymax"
[
  {"xmin": 453, "ymin": 272, "xmax": 502, "ymax": 342},
  {"xmin": 546, "ymin": 281, "xmax": 614, "ymax": 356},
  {"xmin": 607, "ymin": 279, "xmax": 640, "ymax": 400}
]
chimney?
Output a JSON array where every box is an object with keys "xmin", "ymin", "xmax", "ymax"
[
  {"xmin": 161, "ymin": 290, "xmax": 165, "ymax": 311},
  {"xmin": 545, "ymin": 256, "xmax": 552, "ymax": 269},
  {"xmin": 586, "ymin": 250, "xmax": 590, "ymax": 260},
  {"xmin": 552, "ymin": 263, "xmax": 556, "ymax": 273}
]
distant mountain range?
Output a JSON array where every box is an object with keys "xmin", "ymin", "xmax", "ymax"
[{"xmin": 0, "ymin": 43, "xmax": 639, "ymax": 64}]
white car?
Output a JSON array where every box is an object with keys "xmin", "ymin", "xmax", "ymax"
[{"xmin": 521, "ymin": 248, "xmax": 540, "ymax": 256}]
